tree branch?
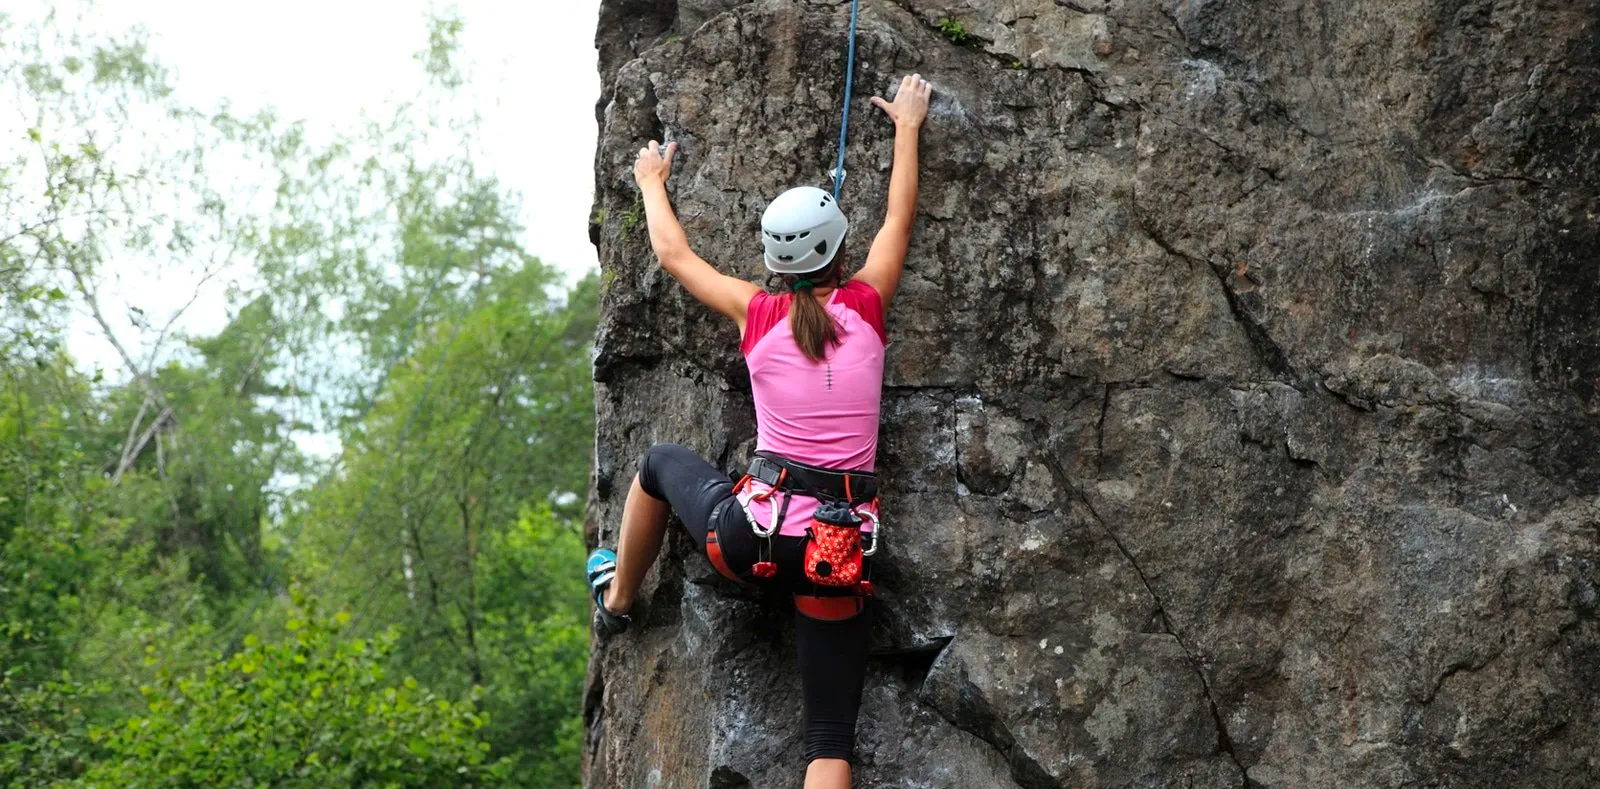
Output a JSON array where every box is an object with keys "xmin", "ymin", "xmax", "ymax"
[
  {"xmin": 112, "ymin": 405, "xmax": 173, "ymax": 484},
  {"xmin": 114, "ymin": 396, "xmax": 153, "ymax": 478},
  {"xmin": 154, "ymin": 425, "xmax": 181, "ymax": 529},
  {"xmin": 66, "ymin": 261, "xmax": 169, "ymax": 410},
  {"xmin": 144, "ymin": 239, "xmax": 239, "ymax": 379}
]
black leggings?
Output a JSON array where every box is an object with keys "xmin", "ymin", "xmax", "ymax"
[{"xmin": 638, "ymin": 443, "xmax": 870, "ymax": 764}]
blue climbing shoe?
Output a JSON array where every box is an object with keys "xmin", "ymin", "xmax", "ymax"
[{"xmin": 586, "ymin": 549, "xmax": 631, "ymax": 636}]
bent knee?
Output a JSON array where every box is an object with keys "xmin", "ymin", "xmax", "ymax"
[{"xmin": 636, "ymin": 443, "xmax": 688, "ymax": 500}]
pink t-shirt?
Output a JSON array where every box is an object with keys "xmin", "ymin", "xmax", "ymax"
[{"xmin": 740, "ymin": 279, "xmax": 886, "ymax": 537}]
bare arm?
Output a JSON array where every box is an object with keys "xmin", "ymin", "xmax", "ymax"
[
  {"xmin": 855, "ymin": 74, "xmax": 932, "ymax": 309},
  {"xmin": 634, "ymin": 141, "xmax": 760, "ymax": 329}
]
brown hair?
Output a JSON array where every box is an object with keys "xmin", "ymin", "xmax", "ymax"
[{"xmin": 772, "ymin": 260, "xmax": 844, "ymax": 363}]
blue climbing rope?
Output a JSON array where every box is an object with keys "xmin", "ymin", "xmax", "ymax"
[{"xmin": 831, "ymin": 0, "xmax": 861, "ymax": 200}]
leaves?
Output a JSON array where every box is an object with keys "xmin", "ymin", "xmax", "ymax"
[
  {"xmin": 420, "ymin": 12, "xmax": 467, "ymax": 90},
  {"xmin": 74, "ymin": 598, "xmax": 509, "ymax": 787},
  {"xmin": 0, "ymin": 5, "xmax": 592, "ymax": 787}
]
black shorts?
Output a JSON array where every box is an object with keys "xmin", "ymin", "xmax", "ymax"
[{"xmin": 637, "ymin": 443, "xmax": 871, "ymax": 763}]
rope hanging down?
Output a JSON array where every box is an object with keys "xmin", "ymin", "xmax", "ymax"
[{"xmin": 830, "ymin": 0, "xmax": 862, "ymax": 199}]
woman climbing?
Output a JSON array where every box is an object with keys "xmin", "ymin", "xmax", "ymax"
[{"xmin": 585, "ymin": 73, "xmax": 932, "ymax": 788}]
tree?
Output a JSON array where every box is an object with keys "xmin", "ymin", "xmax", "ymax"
[
  {"xmin": 74, "ymin": 597, "xmax": 508, "ymax": 788},
  {"xmin": 290, "ymin": 267, "xmax": 596, "ymax": 785},
  {"xmin": 473, "ymin": 506, "xmax": 588, "ymax": 785},
  {"xmin": 0, "ymin": 7, "xmax": 595, "ymax": 786}
]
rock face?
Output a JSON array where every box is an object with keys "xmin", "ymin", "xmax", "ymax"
[{"xmin": 584, "ymin": 1, "xmax": 1600, "ymax": 786}]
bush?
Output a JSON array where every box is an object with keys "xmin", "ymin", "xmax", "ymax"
[{"xmin": 72, "ymin": 598, "xmax": 508, "ymax": 788}]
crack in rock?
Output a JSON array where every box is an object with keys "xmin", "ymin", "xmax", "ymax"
[{"xmin": 1071, "ymin": 490, "xmax": 1250, "ymax": 788}]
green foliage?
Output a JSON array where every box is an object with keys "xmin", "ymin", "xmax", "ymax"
[
  {"xmin": 0, "ymin": 357, "xmax": 259, "ymax": 783},
  {"xmin": 288, "ymin": 269, "xmax": 595, "ymax": 786},
  {"xmin": 0, "ymin": 358, "xmax": 112, "ymax": 682},
  {"xmin": 89, "ymin": 39, "xmax": 167, "ymax": 93},
  {"xmin": 74, "ymin": 597, "xmax": 508, "ymax": 788},
  {"xmin": 474, "ymin": 507, "xmax": 588, "ymax": 785},
  {"xmin": 0, "ymin": 673, "xmax": 106, "ymax": 786},
  {"xmin": 621, "ymin": 198, "xmax": 645, "ymax": 234},
  {"xmin": 0, "ymin": 6, "xmax": 596, "ymax": 787},
  {"xmin": 420, "ymin": 12, "xmax": 466, "ymax": 89},
  {"xmin": 0, "ymin": 7, "xmax": 207, "ymax": 366},
  {"xmin": 936, "ymin": 17, "xmax": 980, "ymax": 48}
]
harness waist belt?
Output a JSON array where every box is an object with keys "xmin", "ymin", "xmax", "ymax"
[{"xmin": 748, "ymin": 451, "xmax": 877, "ymax": 505}]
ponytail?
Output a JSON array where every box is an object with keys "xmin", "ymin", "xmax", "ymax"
[{"xmin": 779, "ymin": 262, "xmax": 843, "ymax": 363}]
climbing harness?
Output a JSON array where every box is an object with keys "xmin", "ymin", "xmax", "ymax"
[
  {"xmin": 730, "ymin": 451, "xmax": 881, "ymax": 598},
  {"xmin": 829, "ymin": 0, "xmax": 863, "ymax": 199},
  {"xmin": 794, "ymin": 593, "xmax": 866, "ymax": 622}
]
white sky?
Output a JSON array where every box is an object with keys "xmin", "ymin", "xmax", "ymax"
[{"xmin": 64, "ymin": 0, "xmax": 602, "ymax": 373}]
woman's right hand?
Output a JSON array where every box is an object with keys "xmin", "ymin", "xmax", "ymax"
[{"xmin": 870, "ymin": 74, "xmax": 932, "ymax": 129}]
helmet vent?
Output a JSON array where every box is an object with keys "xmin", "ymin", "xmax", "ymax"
[
  {"xmin": 799, "ymin": 231, "xmax": 810, "ymax": 239},
  {"xmin": 819, "ymin": 201, "xmax": 828, "ymax": 207},
  {"xmin": 785, "ymin": 234, "xmax": 796, "ymax": 241},
  {"xmin": 779, "ymin": 254, "xmax": 794, "ymax": 261},
  {"xmin": 814, "ymin": 240, "xmax": 828, "ymax": 256}
]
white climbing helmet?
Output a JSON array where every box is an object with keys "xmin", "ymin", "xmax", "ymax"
[{"xmin": 760, "ymin": 186, "xmax": 849, "ymax": 274}]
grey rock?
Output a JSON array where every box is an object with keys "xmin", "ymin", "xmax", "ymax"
[{"xmin": 586, "ymin": 0, "xmax": 1600, "ymax": 786}]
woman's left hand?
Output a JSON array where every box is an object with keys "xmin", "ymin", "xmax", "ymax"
[{"xmin": 633, "ymin": 140, "xmax": 677, "ymax": 187}]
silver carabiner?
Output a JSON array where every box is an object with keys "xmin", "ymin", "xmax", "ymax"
[
  {"xmin": 740, "ymin": 488, "xmax": 781, "ymax": 539},
  {"xmin": 857, "ymin": 508, "xmax": 881, "ymax": 557}
]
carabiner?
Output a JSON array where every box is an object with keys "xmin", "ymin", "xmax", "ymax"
[
  {"xmin": 739, "ymin": 488, "xmax": 782, "ymax": 539},
  {"xmin": 857, "ymin": 508, "xmax": 881, "ymax": 557}
]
